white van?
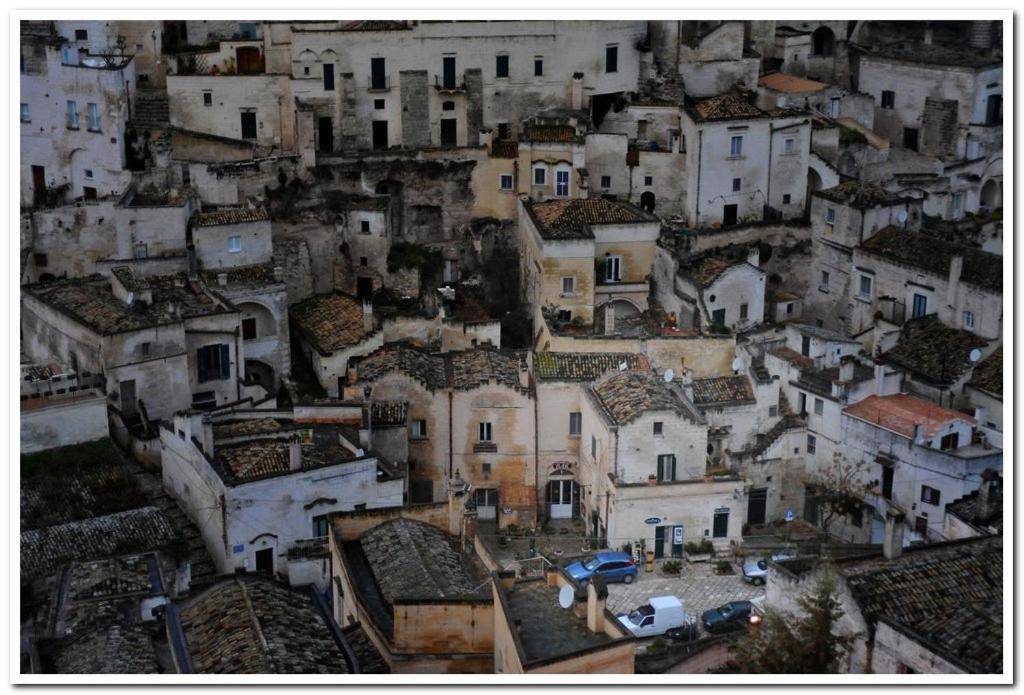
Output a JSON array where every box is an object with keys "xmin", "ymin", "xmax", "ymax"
[{"xmin": 616, "ymin": 595, "xmax": 696, "ymax": 639}]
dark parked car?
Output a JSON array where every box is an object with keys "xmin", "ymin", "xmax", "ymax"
[
  {"xmin": 564, "ymin": 551, "xmax": 638, "ymax": 586},
  {"xmin": 701, "ymin": 600, "xmax": 754, "ymax": 633}
]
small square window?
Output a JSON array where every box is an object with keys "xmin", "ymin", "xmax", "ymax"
[
  {"xmin": 75, "ymin": 29, "xmax": 88, "ymax": 41},
  {"xmin": 561, "ymin": 276, "xmax": 575, "ymax": 295},
  {"xmin": 783, "ymin": 137, "xmax": 795, "ymax": 154},
  {"xmin": 228, "ymin": 235, "xmax": 241, "ymax": 253},
  {"xmin": 412, "ymin": 419, "xmax": 427, "ymax": 438},
  {"xmin": 653, "ymin": 422, "xmax": 663, "ymax": 436},
  {"xmin": 497, "ymin": 122, "xmax": 509, "ymax": 140},
  {"xmin": 533, "ymin": 167, "xmax": 546, "ymax": 186},
  {"xmin": 482, "ymin": 462, "xmax": 492, "ymax": 475},
  {"xmin": 644, "ymin": 175, "xmax": 653, "ymax": 186},
  {"xmin": 807, "ymin": 434, "xmax": 817, "ymax": 454},
  {"xmin": 84, "ymin": 169, "xmax": 94, "ymax": 180},
  {"xmin": 732, "ymin": 178, "xmax": 741, "ymax": 192},
  {"xmin": 557, "ymin": 309, "xmax": 572, "ymax": 322},
  {"xmin": 242, "ymin": 318, "xmax": 257, "ymax": 340},
  {"xmin": 534, "ymin": 57, "xmax": 543, "ymax": 76},
  {"xmin": 499, "ymin": 173, "xmax": 513, "ymax": 191},
  {"xmin": 813, "ymin": 398, "xmax": 824, "ymax": 416},
  {"xmin": 825, "ymin": 207, "xmax": 835, "ymax": 225},
  {"xmin": 20, "ymin": 103, "xmax": 30, "ymax": 122},
  {"xmin": 782, "ymin": 193, "xmax": 791, "ymax": 204},
  {"xmin": 360, "ymin": 220, "xmax": 371, "ymax": 234},
  {"xmin": 203, "ymin": 92, "xmax": 213, "ymax": 106},
  {"xmin": 739, "ymin": 303, "xmax": 748, "ymax": 320},
  {"xmin": 304, "ymin": 66, "xmax": 310, "ymax": 75},
  {"xmin": 479, "ymin": 422, "xmax": 493, "ymax": 442},
  {"xmin": 881, "ymin": 90, "xmax": 895, "ymax": 109},
  {"xmin": 374, "ymin": 99, "xmax": 385, "ymax": 110},
  {"xmin": 730, "ymin": 136, "xmax": 743, "ymax": 156},
  {"xmin": 359, "ymin": 256, "xmax": 368, "ymax": 266},
  {"xmin": 859, "ymin": 275, "xmax": 872, "ymax": 299},
  {"xmin": 820, "ymin": 270, "xmax": 830, "ymax": 291},
  {"xmin": 496, "ymin": 54, "xmax": 509, "ymax": 78},
  {"xmin": 920, "ymin": 485, "xmax": 941, "ymax": 506},
  {"xmin": 601, "ymin": 175, "xmax": 611, "ymax": 188},
  {"xmin": 569, "ymin": 412, "xmax": 582, "ymax": 436},
  {"xmin": 768, "ymin": 405, "xmax": 778, "ymax": 417},
  {"xmin": 34, "ymin": 253, "xmax": 48, "ymax": 267},
  {"xmin": 963, "ymin": 311, "xmax": 974, "ymax": 329}
]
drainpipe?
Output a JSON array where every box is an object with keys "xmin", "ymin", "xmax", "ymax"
[
  {"xmin": 447, "ymin": 390, "xmax": 454, "ymax": 479},
  {"xmin": 532, "ymin": 374, "xmax": 540, "ymax": 522},
  {"xmin": 695, "ymin": 129, "xmax": 703, "ymax": 224}
]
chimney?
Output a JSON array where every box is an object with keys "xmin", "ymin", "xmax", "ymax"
[
  {"xmin": 913, "ymin": 422, "xmax": 926, "ymax": 445},
  {"xmin": 604, "ymin": 301, "xmax": 616, "ymax": 335},
  {"xmin": 973, "ymin": 405, "xmax": 987, "ymax": 428},
  {"xmin": 839, "ymin": 355, "xmax": 855, "ymax": 382},
  {"xmin": 479, "ymin": 128, "xmax": 493, "ymax": 150},
  {"xmin": 586, "ymin": 575, "xmax": 607, "ymax": 633},
  {"xmin": 289, "ymin": 437, "xmax": 302, "ymax": 471},
  {"xmin": 362, "ymin": 298, "xmax": 374, "ymax": 333},
  {"xmin": 571, "ymin": 72, "xmax": 584, "ymax": 111},
  {"xmin": 883, "ymin": 507, "xmax": 905, "ymax": 560},
  {"xmin": 946, "ymin": 255, "xmax": 962, "ymax": 308},
  {"xmin": 217, "ymin": 272, "xmax": 228, "ymax": 287},
  {"xmin": 747, "ymin": 245, "xmax": 760, "ymax": 269},
  {"xmin": 273, "ymin": 265, "xmax": 284, "ymax": 282}
]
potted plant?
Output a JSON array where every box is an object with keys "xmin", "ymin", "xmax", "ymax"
[
  {"xmin": 660, "ymin": 559, "xmax": 683, "ymax": 576},
  {"xmin": 714, "ymin": 560, "xmax": 735, "ymax": 575},
  {"xmin": 684, "ymin": 539, "xmax": 715, "ymax": 563}
]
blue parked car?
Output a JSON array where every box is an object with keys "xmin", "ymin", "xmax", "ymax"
[{"xmin": 565, "ymin": 551, "xmax": 638, "ymax": 586}]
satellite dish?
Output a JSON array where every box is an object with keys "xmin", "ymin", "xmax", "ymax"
[
  {"xmin": 664, "ymin": 369, "xmax": 675, "ymax": 383},
  {"xmin": 558, "ymin": 585, "xmax": 575, "ymax": 609},
  {"xmin": 731, "ymin": 357, "xmax": 743, "ymax": 372},
  {"xmin": 355, "ymin": 448, "xmax": 365, "ymax": 457},
  {"xmin": 969, "ymin": 348, "xmax": 982, "ymax": 363},
  {"xmin": 896, "ymin": 210, "xmax": 908, "ymax": 224},
  {"xmin": 618, "ymin": 361, "xmax": 628, "ymax": 371}
]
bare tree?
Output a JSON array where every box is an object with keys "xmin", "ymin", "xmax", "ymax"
[{"xmin": 805, "ymin": 452, "xmax": 870, "ymax": 536}]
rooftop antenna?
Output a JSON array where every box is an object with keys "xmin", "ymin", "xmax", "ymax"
[
  {"xmin": 558, "ymin": 584, "xmax": 575, "ymax": 609},
  {"xmin": 664, "ymin": 368, "xmax": 675, "ymax": 383}
]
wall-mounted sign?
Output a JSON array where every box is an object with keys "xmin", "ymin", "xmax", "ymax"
[
  {"xmin": 784, "ymin": 509, "xmax": 795, "ymax": 522},
  {"xmin": 673, "ymin": 526, "xmax": 684, "ymax": 544},
  {"xmin": 503, "ymin": 507, "xmax": 513, "ymax": 516},
  {"xmin": 232, "ymin": 544, "xmax": 245, "ymax": 554},
  {"xmin": 644, "ymin": 517, "xmax": 662, "ymax": 525}
]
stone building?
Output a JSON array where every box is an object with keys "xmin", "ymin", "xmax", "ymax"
[
  {"xmin": 518, "ymin": 197, "xmax": 660, "ymax": 331},
  {"xmin": 160, "ymin": 404, "xmax": 405, "ymax": 583},
  {"xmin": 679, "ymin": 92, "xmax": 812, "ymax": 228},
  {"xmin": 577, "ymin": 369, "xmax": 744, "ymax": 556},
  {"xmin": 20, "ymin": 25, "xmax": 136, "ymax": 208}
]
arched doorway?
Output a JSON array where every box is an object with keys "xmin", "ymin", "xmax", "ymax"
[
  {"xmin": 980, "ymin": 178, "xmax": 1001, "ymax": 211},
  {"xmin": 244, "ymin": 359, "xmax": 276, "ymax": 390},
  {"xmin": 806, "ymin": 168, "xmax": 823, "ymax": 212},
  {"xmin": 640, "ymin": 190, "xmax": 656, "ymax": 213},
  {"xmin": 812, "ymin": 26, "xmax": 835, "ymax": 57},
  {"xmin": 546, "ymin": 463, "xmax": 579, "ymax": 520}
]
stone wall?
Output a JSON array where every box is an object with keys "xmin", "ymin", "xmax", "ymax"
[{"xmin": 400, "ymin": 70, "xmax": 430, "ymax": 149}]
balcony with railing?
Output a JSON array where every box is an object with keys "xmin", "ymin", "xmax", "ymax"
[{"xmin": 434, "ymin": 73, "xmax": 466, "ymax": 93}]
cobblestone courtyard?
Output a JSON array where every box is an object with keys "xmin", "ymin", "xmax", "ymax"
[{"xmin": 605, "ymin": 558, "xmax": 765, "ymax": 624}]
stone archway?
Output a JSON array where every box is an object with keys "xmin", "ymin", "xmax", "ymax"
[
  {"xmin": 244, "ymin": 359, "xmax": 276, "ymax": 390},
  {"xmin": 980, "ymin": 178, "xmax": 1001, "ymax": 211},
  {"xmin": 812, "ymin": 26, "xmax": 836, "ymax": 57},
  {"xmin": 640, "ymin": 190, "xmax": 656, "ymax": 213}
]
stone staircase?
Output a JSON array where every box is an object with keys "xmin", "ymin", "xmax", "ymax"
[
  {"xmin": 133, "ymin": 88, "xmax": 170, "ymax": 125},
  {"xmin": 750, "ymin": 357, "xmax": 771, "ymax": 384},
  {"xmin": 128, "ymin": 462, "xmax": 217, "ymax": 585}
]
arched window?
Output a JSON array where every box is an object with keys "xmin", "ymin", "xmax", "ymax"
[{"xmin": 442, "ymin": 101, "xmax": 455, "ymax": 111}]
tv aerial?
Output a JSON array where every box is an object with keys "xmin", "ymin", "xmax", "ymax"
[{"xmin": 558, "ymin": 585, "xmax": 575, "ymax": 609}]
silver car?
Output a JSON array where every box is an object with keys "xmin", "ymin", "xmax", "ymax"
[{"xmin": 741, "ymin": 554, "xmax": 793, "ymax": 585}]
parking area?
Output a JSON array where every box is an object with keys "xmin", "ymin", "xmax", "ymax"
[{"xmin": 605, "ymin": 558, "xmax": 765, "ymax": 632}]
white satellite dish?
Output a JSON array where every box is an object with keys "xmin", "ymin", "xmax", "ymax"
[
  {"xmin": 731, "ymin": 357, "xmax": 743, "ymax": 372},
  {"xmin": 618, "ymin": 361, "xmax": 628, "ymax": 371},
  {"xmin": 969, "ymin": 348, "xmax": 982, "ymax": 363},
  {"xmin": 664, "ymin": 368, "xmax": 675, "ymax": 383},
  {"xmin": 896, "ymin": 210, "xmax": 908, "ymax": 224},
  {"xmin": 558, "ymin": 585, "xmax": 575, "ymax": 609}
]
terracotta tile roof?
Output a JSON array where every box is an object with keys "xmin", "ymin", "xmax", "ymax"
[
  {"xmin": 843, "ymin": 393, "xmax": 975, "ymax": 439},
  {"xmin": 490, "ymin": 141, "xmax": 519, "ymax": 159},
  {"xmin": 201, "ymin": 262, "xmax": 279, "ymax": 287},
  {"xmin": 968, "ymin": 347, "xmax": 1002, "ymax": 396},
  {"xmin": 217, "ymin": 441, "xmax": 292, "ymax": 482},
  {"xmin": 212, "ymin": 418, "xmax": 290, "ymax": 439},
  {"xmin": 522, "ymin": 124, "xmax": 578, "ymax": 143},
  {"xmin": 690, "ymin": 375, "xmax": 756, "ymax": 406},
  {"xmin": 758, "ymin": 72, "xmax": 827, "ymax": 93},
  {"xmin": 110, "ymin": 265, "xmax": 149, "ymax": 292},
  {"xmin": 814, "ymin": 180, "xmax": 910, "ymax": 209},
  {"xmin": 533, "ymin": 352, "xmax": 649, "ymax": 381},
  {"xmin": 21, "ymin": 507, "xmax": 176, "ymax": 580},
  {"xmin": 860, "ymin": 226, "xmax": 1002, "ymax": 293},
  {"xmin": 840, "ymin": 536, "xmax": 1002, "ymax": 673},
  {"xmin": 590, "ymin": 371, "xmax": 685, "ymax": 426},
  {"xmin": 524, "ymin": 198, "xmax": 655, "ymax": 240},
  {"xmin": 291, "ymin": 292, "xmax": 369, "ymax": 354},
  {"xmin": 194, "ymin": 206, "xmax": 269, "ymax": 227},
  {"xmin": 357, "ymin": 518, "xmax": 486, "ymax": 605},
  {"xmin": 356, "ymin": 343, "xmax": 448, "ymax": 392},
  {"xmin": 25, "ymin": 275, "xmax": 230, "ymax": 335},
  {"xmin": 770, "ymin": 346, "xmax": 814, "ymax": 370},
  {"xmin": 47, "ymin": 602, "xmax": 160, "ymax": 674},
  {"xmin": 688, "ymin": 93, "xmax": 764, "ymax": 122},
  {"xmin": 449, "ymin": 349, "xmax": 527, "ymax": 392},
  {"xmin": 177, "ymin": 576, "xmax": 351, "ymax": 674},
  {"xmin": 881, "ymin": 316, "xmax": 989, "ymax": 385}
]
